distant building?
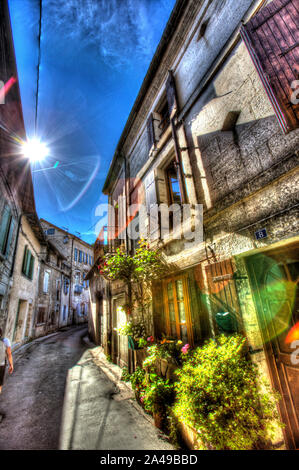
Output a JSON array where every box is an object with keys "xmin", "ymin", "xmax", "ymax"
[{"xmin": 40, "ymin": 219, "xmax": 93, "ymax": 325}]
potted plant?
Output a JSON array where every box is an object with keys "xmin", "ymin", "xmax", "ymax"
[{"xmin": 142, "ymin": 374, "xmax": 175, "ymax": 430}]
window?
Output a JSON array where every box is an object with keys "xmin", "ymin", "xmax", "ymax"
[
  {"xmin": 46, "ymin": 228, "xmax": 55, "ymax": 235},
  {"xmin": 56, "ymin": 280, "xmax": 61, "ymax": 300},
  {"xmin": 79, "ymin": 250, "xmax": 82, "ymax": 263},
  {"xmin": 163, "ymin": 275, "xmax": 193, "ymax": 345},
  {"xmin": 36, "ymin": 306, "xmax": 46, "ymax": 324},
  {"xmin": 0, "ymin": 205, "xmax": 15, "ymax": 257},
  {"xmin": 43, "ymin": 271, "xmax": 50, "ymax": 293},
  {"xmin": 63, "ymin": 277, "xmax": 70, "ymax": 295},
  {"xmin": 74, "ymin": 248, "xmax": 78, "ymax": 261},
  {"xmin": 22, "ymin": 246, "xmax": 35, "ymax": 280},
  {"xmin": 157, "ymin": 98, "xmax": 170, "ymax": 138}
]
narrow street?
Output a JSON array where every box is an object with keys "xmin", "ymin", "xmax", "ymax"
[{"xmin": 0, "ymin": 326, "xmax": 173, "ymax": 450}]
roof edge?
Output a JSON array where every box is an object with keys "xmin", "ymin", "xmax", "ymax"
[{"xmin": 102, "ymin": 0, "xmax": 189, "ymax": 195}]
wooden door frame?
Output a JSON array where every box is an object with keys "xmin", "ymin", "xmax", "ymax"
[{"xmin": 245, "ymin": 245, "xmax": 299, "ymax": 449}]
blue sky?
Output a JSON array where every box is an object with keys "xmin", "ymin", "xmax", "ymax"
[{"xmin": 8, "ymin": 0, "xmax": 176, "ymax": 243}]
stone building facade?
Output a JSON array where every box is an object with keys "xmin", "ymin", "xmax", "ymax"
[
  {"xmin": 0, "ymin": 1, "xmax": 71, "ymax": 346},
  {"xmin": 40, "ymin": 219, "xmax": 93, "ymax": 325},
  {"xmin": 93, "ymin": 0, "xmax": 299, "ymax": 449}
]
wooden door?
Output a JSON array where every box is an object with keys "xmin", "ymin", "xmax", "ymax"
[
  {"xmin": 247, "ymin": 243, "xmax": 299, "ymax": 449},
  {"xmin": 112, "ymin": 297, "xmax": 128, "ymax": 366}
]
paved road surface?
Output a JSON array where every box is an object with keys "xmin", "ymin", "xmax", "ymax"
[{"xmin": 0, "ymin": 326, "xmax": 173, "ymax": 450}]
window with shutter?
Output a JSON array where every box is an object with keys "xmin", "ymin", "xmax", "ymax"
[
  {"xmin": 22, "ymin": 246, "xmax": 35, "ymax": 280},
  {"xmin": 162, "ymin": 274, "xmax": 194, "ymax": 346},
  {"xmin": 43, "ymin": 271, "xmax": 50, "ymax": 293},
  {"xmin": 240, "ymin": 0, "xmax": 299, "ymax": 133},
  {"xmin": 74, "ymin": 248, "xmax": 78, "ymax": 261},
  {"xmin": 0, "ymin": 205, "xmax": 13, "ymax": 256}
]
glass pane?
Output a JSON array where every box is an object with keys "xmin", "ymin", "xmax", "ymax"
[
  {"xmin": 175, "ymin": 279, "xmax": 184, "ymax": 300},
  {"xmin": 180, "ymin": 324, "xmax": 188, "ymax": 343},
  {"xmin": 167, "ymin": 282, "xmax": 174, "ymax": 301},
  {"xmin": 170, "ymin": 178, "xmax": 181, "ymax": 204},
  {"xmin": 178, "ymin": 301, "xmax": 186, "ymax": 323},
  {"xmin": 169, "ymin": 302, "xmax": 176, "ymax": 322}
]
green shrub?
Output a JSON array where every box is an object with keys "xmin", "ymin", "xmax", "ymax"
[
  {"xmin": 173, "ymin": 334, "xmax": 281, "ymax": 450},
  {"xmin": 142, "ymin": 374, "xmax": 175, "ymax": 414},
  {"xmin": 121, "ymin": 366, "xmax": 131, "ymax": 382},
  {"xmin": 129, "ymin": 367, "xmax": 146, "ymax": 392}
]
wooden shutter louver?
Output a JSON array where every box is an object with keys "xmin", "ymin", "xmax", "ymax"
[
  {"xmin": 147, "ymin": 113, "xmax": 156, "ymax": 152},
  {"xmin": 166, "ymin": 70, "xmax": 178, "ymax": 119},
  {"xmin": 240, "ymin": 0, "xmax": 299, "ymax": 133}
]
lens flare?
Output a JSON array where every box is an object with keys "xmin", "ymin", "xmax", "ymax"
[
  {"xmin": 285, "ymin": 322, "xmax": 299, "ymax": 344},
  {"xmin": 22, "ymin": 138, "xmax": 49, "ymax": 162}
]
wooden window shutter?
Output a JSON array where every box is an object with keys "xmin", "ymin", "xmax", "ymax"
[
  {"xmin": 205, "ymin": 259, "xmax": 243, "ymax": 333},
  {"xmin": 166, "ymin": 70, "xmax": 178, "ymax": 119},
  {"xmin": 29, "ymin": 253, "xmax": 35, "ymax": 280},
  {"xmin": 147, "ymin": 113, "xmax": 156, "ymax": 152},
  {"xmin": 4, "ymin": 216, "xmax": 14, "ymax": 256},
  {"xmin": 152, "ymin": 281, "xmax": 167, "ymax": 339},
  {"xmin": 0, "ymin": 206, "xmax": 11, "ymax": 254},
  {"xmin": 22, "ymin": 246, "xmax": 28, "ymax": 275},
  {"xmin": 240, "ymin": 0, "xmax": 299, "ymax": 133},
  {"xmin": 144, "ymin": 170, "xmax": 160, "ymax": 240}
]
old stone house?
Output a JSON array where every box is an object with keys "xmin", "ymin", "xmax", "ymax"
[
  {"xmin": 40, "ymin": 219, "xmax": 93, "ymax": 325},
  {"xmin": 0, "ymin": 0, "xmax": 69, "ymax": 346},
  {"xmin": 91, "ymin": 0, "xmax": 299, "ymax": 449}
]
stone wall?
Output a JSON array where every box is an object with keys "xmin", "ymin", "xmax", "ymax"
[{"xmin": 5, "ymin": 217, "xmax": 41, "ymax": 344}]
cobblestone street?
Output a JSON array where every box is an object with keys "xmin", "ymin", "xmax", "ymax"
[{"xmin": 0, "ymin": 326, "xmax": 173, "ymax": 450}]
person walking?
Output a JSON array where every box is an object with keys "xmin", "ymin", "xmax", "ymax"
[{"xmin": 0, "ymin": 327, "xmax": 13, "ymax": 422}]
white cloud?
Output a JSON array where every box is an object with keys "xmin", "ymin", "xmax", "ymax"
[{"xmin": 45, "ymin": 0, "xmax": 174, "ymax": 68}]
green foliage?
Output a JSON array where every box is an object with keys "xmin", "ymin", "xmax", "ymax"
[
  {"xmin": 106, "ymin": 354, "xmax": 112, "ymax": 363},
  {"xmin": 121, "ymin": 367, "xmax": 131, "ymax": 382},
  {"xmin": 143, "ymin": 340, "xmax": 186, "ymax": 369},
  {"xmin": 129, "ymin": 367, "xmax": 146, "ymax": 392},
  {"xmin": 118, "ymin": 319, "xmax": 147, "ymax": 341},
  {"xmin": 98, "ymin": 240, "xmax": 167, "ymax": 317},
  {"xmin": 173, "ymin": 334, "xmax": 282, "ymax": 450},
  {"xmin": 137, "ymin": 337, "xmax": 148, "ymax": 348}
]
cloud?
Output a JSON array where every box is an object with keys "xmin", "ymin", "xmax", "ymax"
[{"xmin": 45, "ymin": 0, "xmax": 174, "ymax": 68}]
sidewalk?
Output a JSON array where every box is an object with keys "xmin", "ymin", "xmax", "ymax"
[{"xmin": 59, "ymin": 339, "xmax": 174, "ymax": 450}]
